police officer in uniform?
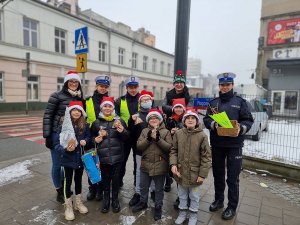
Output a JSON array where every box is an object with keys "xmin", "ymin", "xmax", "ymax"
[
  {"xmin": 115, "ymin": 76, "xmax": 140, "ymax": 187},
  {"xmin": 203, "ymin": 73, "xmax": 253, "ymax": 220},
  {"xmin": 85, "ymin": 75, "xmax": 111, "ymax": 201}
]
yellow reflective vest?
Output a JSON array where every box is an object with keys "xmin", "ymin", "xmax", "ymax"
[{"xmin": 86, "ymin": 98, "xmax": 96, "ymax": 127}]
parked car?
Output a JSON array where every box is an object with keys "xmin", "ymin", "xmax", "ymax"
[{"xmin": 245, "ymin": 99, "xmax": 269, "ymax": 141}]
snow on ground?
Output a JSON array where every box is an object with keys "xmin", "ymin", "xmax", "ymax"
[
  {"xmin": 31, "ymin": 209, "xmax": 57, "ymax": 225},
  {"xmin": 0, "ymin": 158, "xmax": 40, "ymax": 186},
  {"xmin": 244, "ymin": 119, "xmax": 300, "ymax": 165}
]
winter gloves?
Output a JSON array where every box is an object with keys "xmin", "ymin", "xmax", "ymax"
[
  {"xmin": 147, "ymin": 129, "xmax": 160, "ymax": 142},
  {"xmin": 45, "ymin": 137, "xmax": 53, "ymax": 149}
]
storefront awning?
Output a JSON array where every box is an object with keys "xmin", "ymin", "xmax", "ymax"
[{"xmin": 267, "ymin": 58, "xmax": 300, "ymax": 68}]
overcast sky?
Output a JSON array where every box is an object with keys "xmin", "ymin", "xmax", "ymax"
[{"xmin": 77, "ymin": 0, "xmax": 262, "ymax": 84}]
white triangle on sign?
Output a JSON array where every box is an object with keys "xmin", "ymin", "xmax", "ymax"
[{"xmin": 75, "ymin": 30, "xmax": 87, "ymax": 51}]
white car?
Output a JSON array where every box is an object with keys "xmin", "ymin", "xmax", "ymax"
[{"xmin": 245, "ymin": 99, "xmax": 269, "ymax": 141}]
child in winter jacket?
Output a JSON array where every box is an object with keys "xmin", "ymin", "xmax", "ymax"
[
  {"xmin": 53, "ymin": 101, "xmax": 91, "ymax": 221},
  {"xmin": 170, "ymin": 108, "xmax": 211, "ymax": 225},
  {"xmin": 90, "ymin": 96, "xmax": 129, "ymax": 214},
  {"xmin": 132, "ymin": 109, "xmax": 172, "ymax": 221}
]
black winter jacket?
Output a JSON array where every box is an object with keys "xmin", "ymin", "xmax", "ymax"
[
  {"xmin": 43, "ymin": 87, "xmax": 83, "ymax": 139},
  {"xmin": 90, "ymin": 117, "xmax": 129, "ymax": 165},
  {"xmin": 162, "ymin": 86, "xmax": 191, "ymax": 118}
]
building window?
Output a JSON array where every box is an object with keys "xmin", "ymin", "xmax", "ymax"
[
  {"xmin": 57, "ymin": 77, "xmax": 64, "ymax": 91},
  {"xmin": 132, "ymin": 52, "xmax": 138, "ymax": 69},
  {"xmin": 0, "ymin": 72, "xmax": 3, "ymax": 100},
  {"xmin": 143, "ymin": 56, "xmax": 148, "ymax": 71},
  {"xmin": 0, "ymin": 11, "xmax": 2, "ymax": 41},
  {"xmin": 55, "ymin": 28, "xmax": 66, "ymax": 54},
  {"xmin": 99, "ymin": 42, "xmax": 107, "ymax": 62},
  {"xmin": 160, "ymin": 87, "xmax": 164, "ymax": 99},
  {"xmin": 118, "ymin": 48, "xmax": 125, "ymax": 65},
  {"xmin": 152, "ymin": 59, "xmax": 157, "ymax": 73},
  {"xmin": 160, "ymin": 61, "xmax": 164, "ymax": 75},
  {"xmin": 23, "ymin": 17, "xmax": 38, "ymax": 48},
  {"xmin": 167, "ymin": 63, "xmax": 171, "ymax": 76},
  {"xmin": 27, "ymin": 76, "xmax": 39, "ymax": 101},
  {"xmin": 152, "ymin": 86, "xmax": 156, "ymax": 99}
]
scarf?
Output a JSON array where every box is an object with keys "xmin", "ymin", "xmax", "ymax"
[
  {"xmin": 219, "ymin": 89, "xmax": 234, "ymax": 102},
  {"xmin": 68, "ymin": 89, "xmax": 82, "ymax": 97},
  {"xmin": 98, "ymin": 111, "xmax": 116, "ymax": 121}
]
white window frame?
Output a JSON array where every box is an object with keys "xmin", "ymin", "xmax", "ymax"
[
  {"xmin": 118, "ymin": 47, "xmax": 125, "ymax": 65},
  {"xmin": 132, "ymin": 52, "xmax": 138, "ymax": 69},
  {"xmin": 152, "ymin": 58, "xmax": 157, "ymax": 73},
  {"xmin": 0, "ymin": 72, "xmax": 4, "ymax": 101},
  {"xmin": 55, "ymin": 27, "xmax": 66, "ymax": 54},
  {"xmin": 143, "ymin": 56, "xmax": 148, "ymax": 71},
  {"xmin": 99, "ymin": 41, "xmax": 107, "ymax": 62},
  {"xmin": 23, "ymin": 17, "xmax": 38, "ymax": 48},
  {"xmin": 160, "ymin": 61, "xmax": 164, "ymax": 75},
  {"xmin": 57, "ymin": 77, "xmax": 64, "ymax": 91},
  {"xmin": 27, "ymin": 76, "xmax": 39, "ymax": 101}
]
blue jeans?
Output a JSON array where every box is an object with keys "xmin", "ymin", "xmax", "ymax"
[
  {"xmin": 50, "ymin": 147, "xmax": 63, "ymax": 189},
  {"xmin": 178, "ymin": 184, "xmax": 201, "ymax": 212}
]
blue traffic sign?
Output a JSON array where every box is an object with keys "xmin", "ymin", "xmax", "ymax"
[
  {"xmin": 75, "ymin": 27, "xmax": 88, "ymax": 54},
  {"xmin": 194, "ymin": 97, "xmax": 213, "ymax": 109}
]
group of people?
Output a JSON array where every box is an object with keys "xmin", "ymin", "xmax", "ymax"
[{"xmin": 43, "ymin": 70, "xmax": 254, "ymax": 224}]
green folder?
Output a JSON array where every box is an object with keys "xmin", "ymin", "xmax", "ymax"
[{"xmin": 209, "ymin": 111, "xmax": 233, "ymax": 128}]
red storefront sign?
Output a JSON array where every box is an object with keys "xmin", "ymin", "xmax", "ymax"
[{"xmin": 267, "ymin": 18, "xmax": 300, "ymax": 45}]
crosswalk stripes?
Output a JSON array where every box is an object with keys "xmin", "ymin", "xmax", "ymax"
[{"xmin": 0, "ymin": 116, "xmax": 44, "ymax": 145}]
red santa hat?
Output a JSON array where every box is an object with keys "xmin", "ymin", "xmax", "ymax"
[
  {"xmin": 68, "ymin": 101, "xmax": 86, "ymax": 117},
  {"xmin": 172, "ymin": 98, "xmax": 186, "ymax": 112},
  {"xmin": 100, "ymin": 96, "xmax": 115, "ymax": 109},
  {"xmin": 64, "ymin": 71, "xmax": 81, "ymax": 84},
  {"xmin": 146, "ymin": 108, "xmax": 163, "ymax": 123},
  {"xmin": 182, "ymin": 107, "xmax": 200, "ymax": 124},
  {"xmin": 138, "ymin": 90, "xmax": 154, "ymax": 102}
]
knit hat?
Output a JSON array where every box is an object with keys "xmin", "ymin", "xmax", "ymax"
[
  {"xmin": 68, "ymin": 101, "xmax": 87, "ymax": 117},
  {"xmin": 95, "ymin": 75, "xmax": 111, "ymax": 86},
  {"xmin": 146, "ymin": 108, "xmax": 163, "ymax": 123},
  {"xmin": 100, "ymin": 96, "xmax": 115, "ymax": 109},
  {"xmin": 138, "ymin": 90, "xmax": 154, "ymax": 102},
  {"xmin": 172, "ymin": 98, "xmax": 186, "ymax": 112},
  {"xmin": 173, "ymin": 70, "xmax": 186, "ymax": 83},
  {"xmin": 64, "ymin": 71, "xmax": 81, "ymax": 84},
  {"xmin": 125, "ymin": 76, "xmax": 139, "ymax": 86},
  {"xmin": 182, "ymin": 107, "xmax": 200, "ymax": 124}
]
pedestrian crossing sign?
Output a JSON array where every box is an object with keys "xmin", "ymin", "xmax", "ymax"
[
  {"xmin": 75, "ymin": 26, "xmax": 88, "ymax": 54},
  {"xmin": 76, "ymin": 53, "xmax": 87, "ymax": 73}
]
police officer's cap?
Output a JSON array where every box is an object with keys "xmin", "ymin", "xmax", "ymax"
[
  {"xmin": 95, "ymin": 75, "xmax": 111, "ymax": 86},
  {"xmin": 125, "ymin": 76, "xmax": 139, "ymax": 86},
  {"xmin": 217, "ymin": 72, "xmax": 236, "ymax": 84}
]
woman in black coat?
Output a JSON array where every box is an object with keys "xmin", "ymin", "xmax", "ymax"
[{"xmin": 43, "ymin": 71, "xmax": 84, "ymax": 203}]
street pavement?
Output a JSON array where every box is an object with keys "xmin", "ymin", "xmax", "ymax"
[{"xmin": 0, "ymin": 115, "xmax": 300, "ymax": 225}]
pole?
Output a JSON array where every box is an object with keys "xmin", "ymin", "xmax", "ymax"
[
  {"xmin": 25, "ymin": 52, "xmax": 30, "ymax": 115},
  {"xmin": 174, "ymin": 0, "xmax": 191, "ymax": 80},
  {"xmin": 82, "ymin": 72, "xmax": 86, "ymax": 97}
]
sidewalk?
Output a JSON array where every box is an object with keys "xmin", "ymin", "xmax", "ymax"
[{"xmin": 0, "ymin": 152, "xmax": 300, "ymax": 225}]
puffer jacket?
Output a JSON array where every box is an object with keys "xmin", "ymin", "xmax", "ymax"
[
  {"xmin": 52, "ymin": 123, "xmax": 92, "ymax": 169},
  {"xmin": 137, "ymin": 123, "xmax": 172, "ymax": 176},
  {"xmin": 169, "ymin": 127, "xmax": 211, "ymax": 187},
  {"xmin": 90, "ymin": 116, "xmax": 129, "ymax": 165},
  {"xmin": 43, "ymin": 87, "xmax": 83, "ymax": 138}
]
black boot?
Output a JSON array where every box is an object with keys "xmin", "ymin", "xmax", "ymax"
[
  {"xmin": 95, "ymin": 182, "xmax": 103, "ymax": 201},
  {"xmin": 111, "ymin": 191, "xmax": 121, "ymax": 213},
  {"xmin": 86, "ymin": 186, "xmax": 96, "ymax": 201},
  {"xmin": 154, "ymin": 205, "xmax": 162, "ymax": 221},
  {"xmin": 56, "ymin": 187, "xmax": 64, "ymax": 203},
  {"xmin": 132, "ymin": 201, "xmax": 148, "ymax": 213},
  {"xmin": 173, "ymin": 197, "xmax": 179, "ymax": 209},
  {"xmin": 129, "ymin": 193, "xmax": 140, "ymax": 207},
  {"xmin": 222, "ymin": 207, "xmax": 236, "ymax": 220},
  {"xmin": 164, "ymin": 176, "xmax": 173, "ymax": 192},
  {"xmin": 209, "ymin": 199, "xmax": 224, "ymax": 212},
  {"xmin": 101, "ymin": 191, "xmax": 110, "ymax": 213}
]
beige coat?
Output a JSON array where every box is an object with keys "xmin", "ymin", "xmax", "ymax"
[
  {"xmin": 169, "ymin": 127, "xmax": 211, "ymax": 187},
  {"xmin": 137, "ymin": 123, "xmax": 172, "ymax": 176}
]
